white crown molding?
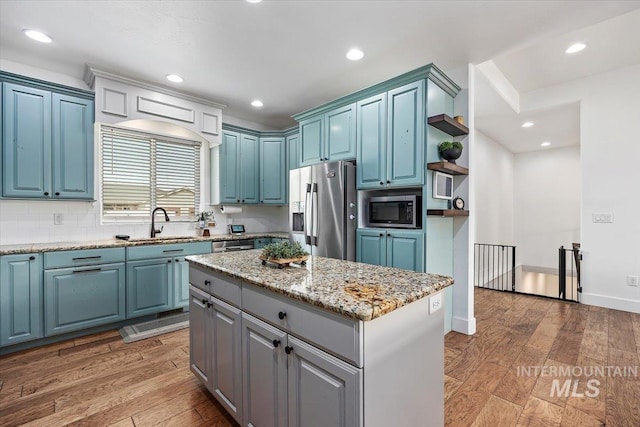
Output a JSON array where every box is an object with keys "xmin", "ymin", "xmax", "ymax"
[{"xmin": 84, "ymin": 65, "xmax": 227, "ymax": 110}]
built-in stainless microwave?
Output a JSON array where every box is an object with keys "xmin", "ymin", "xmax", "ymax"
[{"xmin": 364, "ymin": 195, "xmax": 421, "ymax": 229}]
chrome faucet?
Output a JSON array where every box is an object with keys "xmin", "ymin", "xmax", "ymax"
[{"xmin": 151, "ymin": 207, "xmax": 170, "ymax": 238}]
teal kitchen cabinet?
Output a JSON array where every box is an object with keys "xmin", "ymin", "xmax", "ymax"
[
  {"xmin": 1, "ymin": 82, "xmax": 94, "ymax": 199},
  {"xmin": 299, "ymin": 103, "xmax": 356, "ymax": 167},
  {"xmin": 0, "ymin": 253, "xmax": 43, "ymax": 347},
  {"xmin": 220, "ymin": 130, "xmax": 260, "ymax": 204},
  {"xmin": 356, "ymin": 93, "xmax": 387, "ymax": 189},
  {"xmin": 287, "ymin": 132, "xmax": 299, "ymax": 170},
  {"xmin": 43, "ymin": 247, "xmax": 126, "ymax": 336},
  {"xmin": 386, "ymin": 81, "xmax": 424, "ymax": 188},
  {"xmin": 356, "ymin": 228, "xmax": 424, "ymax": 272},
  {"xmin": 254, "ymin": 237, "xmax": 272, "ymax": 249},
  {"xmin": 356, "ymin": 81, "xmax": 424, "ymax": 189},
  {"xmin": 189, "ymin": 285, "xmax": 243, "ymax": 424},
  {"xmin": 44, "ymin": 263, "xmax": 125, "ymax": 336},
  {"xmin": 127, "ymin": 242, "xmax": 211, "ymax": 317},
  {"xmin": 259, "ymin": 136, "xmax": 287, "ymax": 204}
]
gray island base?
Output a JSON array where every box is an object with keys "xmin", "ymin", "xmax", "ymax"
[{"xmin": 186, "ymin": 250, "xmax": 453, "ymax": 427}]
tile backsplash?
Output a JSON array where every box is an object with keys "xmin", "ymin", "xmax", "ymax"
[{"xmin": 0, "ymin": 200, "xmax": 289, "ymax": 245}]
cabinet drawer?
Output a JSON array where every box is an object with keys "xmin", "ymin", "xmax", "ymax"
[
  {"xmin": 127, "ymin": 242, "xmax": 211, "ymax": 261},
  {"xmin": 189, "ymin": 265, "xmax": 241, "ymax": 307},
  {"xmin": 242, "ymin": 284, "xmax": 362, "ymax": 366},
  {"xmin": 44, "ymin": 247, "xmax": 125, "ymax": 269}
]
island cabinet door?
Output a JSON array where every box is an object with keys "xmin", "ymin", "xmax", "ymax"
[
  {"xmin": 210, "ymin": 297, "xmax": 243, "ymax": 424},
  {"xmin": 242, "ymin": 313, "xmax": 287, "ymax": 427},
  {"xmin": 189, "ymin": 286, "xmax": 210, "ymax": 387},
  {"xmin": 287, "ymin": 336, "xmax": 362, "ymax": 427}
]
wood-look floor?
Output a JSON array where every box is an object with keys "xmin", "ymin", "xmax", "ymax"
[{"xmin": 1, "ymin": 288, "xmax": 638, "ymax": 426}]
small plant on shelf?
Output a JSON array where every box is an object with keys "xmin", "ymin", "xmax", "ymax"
[{"xmin": 438, "ymin": 141, "xmax": 463, "ymax": 164}]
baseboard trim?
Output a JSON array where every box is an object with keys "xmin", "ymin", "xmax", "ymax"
[
  {"xmin": 452, "ymin": 316, "xmax": 476, "ymax": 335},
  {"xmin": 581, "ymin": 292, "xmax": 640, "ymax": 314}
]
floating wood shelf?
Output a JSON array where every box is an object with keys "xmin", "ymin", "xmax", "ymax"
[
  {"xmin": 427, "ymin": 209, "xmax": 470, "ymax": 217},
  {"xmin": 428, "ymin": 114, "xmax": 469, "ymax": 136},
  {"xmin": 427, "ymin": 162, "xmax": 469, "ymax": 176}
]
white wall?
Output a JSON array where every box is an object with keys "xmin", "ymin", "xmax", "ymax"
[
  {"xmin": 513, "ymin": 146, "xmax": 581, "ymax": 269},
  {"xmin": 474, "ymin": 131, "xmax": 515, "ymax": 246},
  {"xmin": 523, "ymin": 64, "xmax": 640, "ymax": 313}
]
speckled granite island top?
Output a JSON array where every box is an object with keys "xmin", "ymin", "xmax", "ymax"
[
  {"xmin": 0, "ymin": 232, "xmax": 289, "ymax": 255},
  {"xmin": 187, "ymin": 249, "xmax": 454, "ymax": 321}
]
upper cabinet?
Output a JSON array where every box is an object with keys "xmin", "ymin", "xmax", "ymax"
[
  {"xmin": 1, "ymin": 81, "xmax": 94, "ymax": 200},
  {"xmin": 286, "ymin": 132, "xmax": 299, "ymax": 171},
  {"xmin": 220, "ymin": 130, "xmax": 259, "ymax": 204},
  {"xmin": 259, "ymin": 136, "xmax": 287, "ymax": 204},
  {"xmin": 299, "ymin": 103, "xmax": 356, "ymax": 167},
  {"xmin": 356, "ymin": 81, "xmax": 424, "ymax": 189}
]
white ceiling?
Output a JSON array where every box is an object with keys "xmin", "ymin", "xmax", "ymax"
[
  {"xmin": 1, "ymin": 1, "xmax": 639, "ymax": 130},
  {"xmin": 475, "ymin": 9, "xmax": 640, "ymax": 153}
]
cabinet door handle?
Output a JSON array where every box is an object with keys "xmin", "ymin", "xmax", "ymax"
[
  {"xmin": 72, "ymin": 268, "xmax": 101, "ymax": 274},
  {"xmin": 207, "ymin": 302, "xmax": 212, "ymax": 308},
  {"xmin": 29, "ymin": 256, "xmax": 36, "ymax": 260},
  {"xmin": 202, "ymin": 299, "xmax": 207, "ymax": 305},
  {"xmin": 272, "ymin": 339, "xmax": 281, "ymax": 348},
  {"xmin": 167, "ymin": 260, "xmax": 172, "ymax": 263},
  {"xmin": 237, "ymin": 199, "xmax": 240, "ymax": 203},
  {"xmin": 72, "ymin": 256, "xmax": 102, "ymax": 261},
  {"xmin": 379, "ymin": 233, "xmax": 384, "ymax": 237},
  {"xmin": 55, "ymin": 192, "xmax": 60, "ymax": 196},
  {"xmin": 278, "ymin": 311, "xmax": 287, "ymax": 320},
  {"xmin": 386, "ymin": 180, "xmax": 391, "ymax": 184},
  {"xmin": 204, "ymin": 280, "xmax": 211, "ymax": 286},
  {"xmin": 379, "ymin": 181, "xmax": 384, "ymax": 186},
  {"xmin": 44, "ymin": 191, "xmax": 49, "ymax": 196},
  {"xmin": 285, "ymin": 346, "xmax": 293, "ymax": 355}
]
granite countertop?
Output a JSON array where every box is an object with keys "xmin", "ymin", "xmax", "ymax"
[
  {"xmin": 0, "ymin": 232, "xmax": 289, "ymax": 255},
  {"xmin": 187, "ymin": 250, "xmax": 454, "ymax": 322}
]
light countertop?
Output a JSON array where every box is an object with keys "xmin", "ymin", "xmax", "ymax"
[
  {"xmin": 187, "ymin": 250, "xmax": 454, "ymax": 321},
  {"xmin": 0, "ymin": 232, "xmax": 289, "ymax": 255}
]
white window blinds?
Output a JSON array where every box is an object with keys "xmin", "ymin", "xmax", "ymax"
[{"xmin": 100, "ymin": 125, "xmax": 201, "ymax": 222}]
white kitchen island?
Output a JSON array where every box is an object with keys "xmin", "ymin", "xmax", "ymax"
[{"xmin": 187, "ymin": 250, "xmax": 453, "ymax": 427}]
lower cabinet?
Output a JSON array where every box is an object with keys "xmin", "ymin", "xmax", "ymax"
[
  {"xmin": 44, "ymin": 263, "xmax": 125, "ymax": 336},
  {"xmin": 189, "ymin": 286, "xmax": 243, "ymax": 424},
  {"xmin": 173, "ymin": 257, "xmax": 190, "ymax": 309},
  {"xmin": 0, "ymin": 253, "xmax": 43, "ymax": 346},
  {"xmin": 127, "ymin": 258, "xmax": 172, "ymax": 318},
  {"xmin": 242, "ymin": 313, "xmax": 361, "ymax": 427},
  {"xmin": 356, "ymin": 228, "xmax": 424, "ymax": 272}
]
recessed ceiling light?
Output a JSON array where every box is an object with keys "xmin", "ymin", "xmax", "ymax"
[
  {"xmin": 541, "ymin": 141, "xmax": 552, "ymax": 147},
  {"xmin": 565, "ymin": 43, "xmax": 586, "ymax": 54},
  {"xmin": 251, "ymin": 99, "xmax": 264, "ymax": 107},
  {"xmin": 246, "ymin": 0, "xmax": 262, "ymax": 3},
  {"xmin": 346, "ymin": 48, "xmax": 364, "ymax": 61},
  {"xmin": 166, "ymin": 74, "xmax": 184, "ymax": 83},
  {"xmin": 521, "ymin": 121, "xmax": 534, "ymax": 128},
  {"xmin": 23, "ymin": 29, "xmax": 52, "ymax": 43}
]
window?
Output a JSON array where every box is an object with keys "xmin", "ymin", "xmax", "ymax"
[{"xmin": 100, "ymin": 125, "xmax": 201, "ymax": 222}]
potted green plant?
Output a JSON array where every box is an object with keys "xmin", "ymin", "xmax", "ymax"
[
  {"xmin": 260, "ymin": 241, "xmax": 309, "ymax": 268},
  {"xmin": 196, "ymin": 211, "xmax": 216, "ymax": 236},
  {"xmin": 438, "ymin": 141, "xmax": 463, "ymax": 164}
]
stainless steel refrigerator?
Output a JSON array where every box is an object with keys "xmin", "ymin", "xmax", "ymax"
[{"xmin": 289, "ymin": 161, "xmax": 357, "ymax": 261}]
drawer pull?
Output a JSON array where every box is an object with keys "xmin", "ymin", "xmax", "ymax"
[
  {"xmin": 278, "ymin": 311, "xmax": 287, "ymax": 320},
  {"xmin": 272, "ymin": 339, "xmax": 281, "ymax": 348},
  {"xmin": 285, "ymin": 346, "xmax": 293, "ymax": 355},
  {"xmin": 207, "ymin": 302, "xmax": 212, "ymax": 308},
  {"xmin": 202, "ymin": 299, "xmax": 207, "ymax": 305},
  {"xmin": 163, "ymin": 249, "xmax": 184, "ymax": 253},
  {"xmin": 72, "ymin": 268, "xmax": 101, "ymax": 274},
  {"xmin": 72, "ymin": 256, "xmax": 102, "ymax": 261},
  {"xmin": 204, "ymin": 280, "xmax": 211, "ymax": 286}
]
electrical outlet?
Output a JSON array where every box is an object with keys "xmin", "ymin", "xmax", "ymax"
[
  {"xmin": 53, "ymin": 213, "xmax": 64, "ymax": 225},
  {"xmin": 592, "ymin": 213, "xmax": 613, "ymax": 223},
  {"xmin": 429, "ymin": 293, "xmax": 442, "ymax": 314},
  {"xmin": 627, "ymin": 275, "xmax": 639, "ymax": 287}
]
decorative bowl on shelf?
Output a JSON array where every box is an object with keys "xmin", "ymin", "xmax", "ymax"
[{"xmin": 438, "ymin": 141, "xmax": 463, "ymax": 164}]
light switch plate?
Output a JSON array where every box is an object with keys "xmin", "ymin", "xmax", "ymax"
[
  {"xmin": 429, "ymin": 293, "xmax": 442, "ymax": 314},
  {"xmin": 592, "ymin": 213, "xmax": 613, "ymax": 223},
  {"xmin": 627, "ymin": 275, "xmax": 639, "ymax": 287},
  {"xmin": 53, "ymin": 213, "xmax": 64, "ymax": 225}
]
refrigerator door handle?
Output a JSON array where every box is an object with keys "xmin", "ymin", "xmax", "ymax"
[
  {"xmin": 311, "ymin": 183, "xmax": 319, "ymax": 246},
  {"xmin": 304, "ymin": 183, "xmax": 312, "ymax": 245}
]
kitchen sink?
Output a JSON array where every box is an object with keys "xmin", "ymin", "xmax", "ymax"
[{"xmin": 127, "ymin": 236, "xmax": 198, "ymax": 242}]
